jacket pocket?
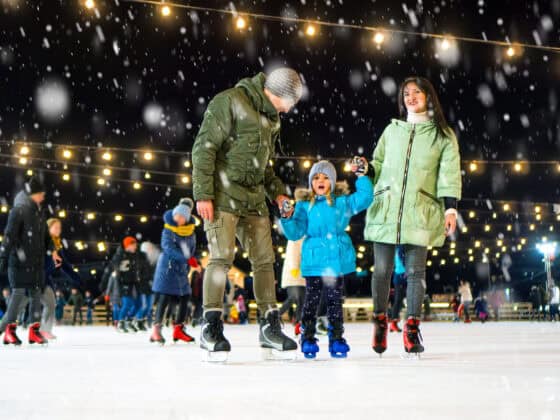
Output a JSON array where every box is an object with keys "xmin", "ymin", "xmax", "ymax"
[
  {"xmin": 415, "ymin": 189, "xmax": 444, "ymax": 231},
  {"xmin": 203, "ymin": 214, "xmax": 226, "ymax": 258},
  {"xmin": 368, "ymin": 186, "xmax": 391, "ymax": 225}
]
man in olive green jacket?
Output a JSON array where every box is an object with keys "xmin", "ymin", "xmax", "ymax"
[{"xmin": 192, "ymin": 68, "xmax": 303, "ymax": 356}]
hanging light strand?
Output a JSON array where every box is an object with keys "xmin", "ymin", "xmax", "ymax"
[{"xmin": 121, "ymin": 0, "xmax": 560, "ymax": 54}]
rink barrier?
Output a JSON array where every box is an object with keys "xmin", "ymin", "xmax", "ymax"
[{"xmin": 57, "ymin": 301, "xmax": 535, "ymax": 325}]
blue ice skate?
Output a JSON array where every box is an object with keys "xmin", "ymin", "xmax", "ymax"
[{"xmin": 328, "ymin": 322, "xmax": 350, "ymax": 358}]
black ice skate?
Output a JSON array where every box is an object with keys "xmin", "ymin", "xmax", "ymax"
[
  {"xmin": 117, "ymin": 320, "xmax": 129, "ymax": 333},
  {"xmin": 200, "ymin": 311, "xmax": 231, "ymax": 363},
  {"xmin": 259, "ymin": 308, "xmax": 297, "ymax": 361}
]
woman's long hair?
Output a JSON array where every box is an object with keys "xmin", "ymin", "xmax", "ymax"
[{"xmin": 398, "ymin": 76, "xmax": 453, "ymax": 140}]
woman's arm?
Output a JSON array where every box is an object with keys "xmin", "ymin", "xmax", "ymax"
[
  {"xmin": 369, "ymin": 129, "xmax": 388, "ymax": 185},
  {"xmin": 437, "ymin": 134, "xmax": 462, "ymax": 200}
]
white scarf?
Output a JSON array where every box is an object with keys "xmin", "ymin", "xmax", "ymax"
[{"xmin": 407, "ymin": 111, "xmax": 430, "ymax": 124}]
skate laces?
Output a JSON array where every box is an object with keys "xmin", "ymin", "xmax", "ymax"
[
  {"xmin": 266, "ymin": 311, "xmax": 283, "ymax": 335},
  {"xmin": 208, "ymin": 319, "xmax": 225, "ymax": 340}
]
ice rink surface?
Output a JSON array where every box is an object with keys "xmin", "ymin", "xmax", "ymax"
[{"xmin": 1, "ymin": 321, "xmax": 559, "ymax": 420}]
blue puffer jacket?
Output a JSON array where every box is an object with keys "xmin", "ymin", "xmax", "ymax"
[
  {"xmin": 152, "ymin": 210, "xmax": 196, "ymax": 296},
  {"xmin": 281, "ymin": 176, "xmax": 373, "ymax": 277}
]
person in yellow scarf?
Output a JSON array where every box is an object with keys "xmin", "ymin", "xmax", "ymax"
[
  {"xmin": 43, "ymin": 218, "xmax": 82, "ymax": 339},
  {"xmin": 150, "ymin": 198, "xmax": 199, "ymax": 345}
]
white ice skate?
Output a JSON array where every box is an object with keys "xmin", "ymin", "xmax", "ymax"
[
  {"xmin": 200, "ymin": 312, "xmax": 231, "ymax": 363},
  {"xmin": 259, "ymin": 309, "xmax": 298, "ymax": 361}
]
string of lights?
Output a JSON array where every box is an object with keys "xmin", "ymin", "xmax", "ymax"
[
  {"xmin": 3, "ymin": 158, "xmax": 560, "ymax": 212},
  {"xmin": 115, "ymin": 0, "xmax": 560, "ymax": 55},
  {"xmin": 0, "ymin": 162, "xmax": 189, "ymax": 190},
  {"xmin": 6, "ymin": 141, "xmax": 560, "ymax": 175}
]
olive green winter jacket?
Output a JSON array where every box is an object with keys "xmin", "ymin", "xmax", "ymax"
[
  {"xmin": 364, "ymin": 119, "xmax": 462, "ymax": 247},
  {"xmin": 192, "ymin": 73, "xmax": 286, "ymax": 217}
]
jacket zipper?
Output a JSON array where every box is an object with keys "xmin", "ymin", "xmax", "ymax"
[{"xmin": 396, "ymin": 125, "xmax": 416, "ymax": 244}]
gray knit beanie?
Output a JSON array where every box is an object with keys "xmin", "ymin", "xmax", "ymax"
[
  {"xmin": 308, "ymin": 161, "xmax": 337, "ymax": 189},
  {"xmin": 264, "ymin": 68, "xmax": 303, "ymax": 105}
]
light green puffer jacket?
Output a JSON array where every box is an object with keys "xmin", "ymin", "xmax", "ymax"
[{"xmin": 364, "ymin": 119, "xmax": 462, "ymax": 247}]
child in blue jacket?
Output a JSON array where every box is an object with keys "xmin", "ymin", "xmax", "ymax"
[
  {"xmin": 281, "ymin": 160, "xmax": 373, "ymax": 358},
  {"xmin": 150, "ymin": 198, "xmax": 199, "ymax": 345}
]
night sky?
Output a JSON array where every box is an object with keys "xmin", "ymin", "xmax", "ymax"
[{"xmin": 1, "ymin": 0, "xmax": 559, "ymax": 297}]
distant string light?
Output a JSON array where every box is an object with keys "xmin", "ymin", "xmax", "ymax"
[
  {"xmin": 161, "ymin": 4, "xmax": 171, "ymax": 17},
  {"xmin": 123, "ymin": 0, "xmax": 560, "ymax": 54},
  {"xmin": 373, "ymin": 32, "xmax": 385, "ymax": 45},
  {"xmin": 84, "ymin": 0, "xmax": 95, "ymax": 10},
  {"xmin": 235, "ymin": 16, "xmax": 247, "ymax": 30},
  {"xmin": 305, "ymin": 24, "xmax": 317, "ymax": 37}
]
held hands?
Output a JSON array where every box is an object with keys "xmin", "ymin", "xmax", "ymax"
[
  {"xmin": 52, "ymin": 251, "xmax": 62, "ymax": 268},
  {"xmin": 276, "ymin": 195, "xmax": 294, "ymax": 219},
  {"xmin": 350, "ymin": 156, "xmax": 368, "ymax": 177},
  {"xmin": 445, "ymin": 213, "xmax": 457, "ymax": 236},
  {"xmin": 196, "ymin": 200, "xmax": 214, "ymax": 223}
]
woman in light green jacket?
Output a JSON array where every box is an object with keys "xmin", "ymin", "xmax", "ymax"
[{"xmin": 364, "ymin": 77, "xmax": 462, "ymax": 356}]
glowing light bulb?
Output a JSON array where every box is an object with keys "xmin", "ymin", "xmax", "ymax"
[
  {"xmin": 303, "ymin": 160, "xmax": 311, "ymax": 169},
  {"xmin": 97, "ymin": 242, "xmax": 106, "ymax": 252},
  {"xmin": 513, "ymin": 162, "xmax": 522, "ymax": 172},
  {"xmin": 62, "ymin": 149, "xmax": 72, "ymax": 159},
  {"xmin": 114, "ymin": 214, "xmax": 123, "ymax": 222},
  {"xmin": 161, "ymin": 5, "xmax": 171, "ymax": 17},
  {"xmin": 441, "ymin": 38, "xmax": 451, "ymax": 50},
  {"xmin": 97, "ymin": 178, "xmax": 106, "ymax": 186},
  {"xmin": 373, "ymin": 32, "xmax": 385, "ymax": 45},
  {"xmin": 102, "ymin": 168, "xmax": 112, "ymax": 176},
  {"xmin": 506, "ymin": 46, "xmax": 515, "ymax": 57},
  {"xmin": 19, "ymin": 157, "xmax": 28, "ymax": 165},
  {"xmin": 236, "ymin": 16, "xmax": 247, "ymax": 30},
  {"xmin": 133, "ymin": 182, "xmax": 141, "ymax": 190},
  {"xmin": 140, "ymin": 216, "xmax": 148, "ymax": 223},
  {"xmin": 183, "ymin": 160, "xmax": 191, "ymax": 168},
  {"xmin": 20, "ymin": 146, "xmax": 30, "ymax": 155},
  {"xmin": 84, "ymin": 0, "xmax": 95, "ymax": 10},
  {"xmin": 62, "ymin": 173, "xmax": 71, "ymax": 181},
  {"xmin": 102, "ymin": 152, "xmax": 112, "ymax": 161},
  {"xmin": 143, "ymin": 151, "xmax": 153, "ymax": 161},
  {"xmin": 181, "ymin": 175, "xmax": 190, "ymax": 184},
  {"xmin": 58, "ymin": 210, "xmax": 66, "ymax": 218},
  {"xmin": 86, "ymin": 212, "xmax": 96, "ymax": 220},
  {"xmin": 503, "ymin": 203, "xmax": 510, "ymax": 211},
  {"xmin": 469, "ymin": 162, "xmax": 478, "ymax": 172},
  {"xmin": 305, "ymin": 24, "xmax": 317, "ymax": 37}
]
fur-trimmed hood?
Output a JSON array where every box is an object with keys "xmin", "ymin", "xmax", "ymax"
[{"xmin": 294, "ymin": 181, "xmax": 351, "ymax": 202}]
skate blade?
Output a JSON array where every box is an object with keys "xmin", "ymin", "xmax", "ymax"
[
  {"xmin": 330, "ymin": 352, "xmax": 348, "ymax": 359},
  {"xmin": 173, "ymin": 339, "xmax": 196, "ymax": 345},
  {"xmin": 203, "ymin": 351, "xmax": 229, "ymax": 363},
  {"xmin": 400, "ymin": 352, "xmax": 421, "ymax": 360},
  {"xmin": 261, "ymin": 348, "xmax": 297, "ymax": 361}
]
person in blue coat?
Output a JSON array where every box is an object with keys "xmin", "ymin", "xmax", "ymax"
[
  {"xmin": 281, "ymin": 160, "xmax": 373, "ymax": 358},
  {"xmin": 389, "ymin": 246, "xmax": 407, "ymax": 333},
  {"xmin": 150, "ymin": 198, "xmax": 199, "ymax": 345}
]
